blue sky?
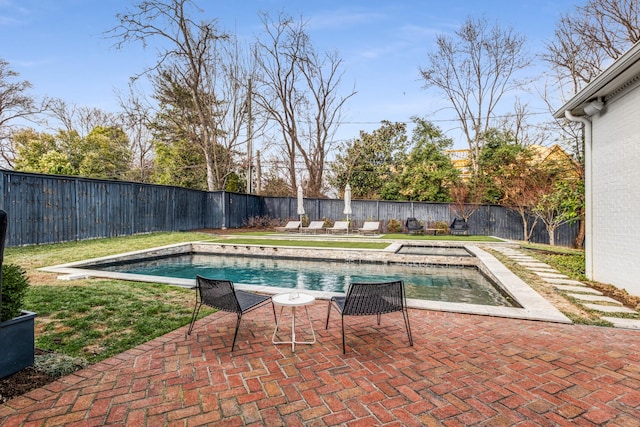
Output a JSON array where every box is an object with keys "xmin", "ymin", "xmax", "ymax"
[{"xmin": 1, "ymin": 0, "xmax": 581, "ymax": 148}]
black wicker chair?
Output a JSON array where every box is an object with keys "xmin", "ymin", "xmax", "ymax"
[
  {"xmin": 187, "ymin": 276, "xmax": 275, "ymax": 351},
  {"xmin": 405, "ymin": 217, "xmax": 424, "ymax": 234},
  {"xmin": 325, "ymin": 280, "xmax": 413, "ymax": 353}
]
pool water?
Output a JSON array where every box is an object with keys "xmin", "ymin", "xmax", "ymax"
[{"xmin": 89, "ymin": 253, "xmax": 517, "ymax": 307}]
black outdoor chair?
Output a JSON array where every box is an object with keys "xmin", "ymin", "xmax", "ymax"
[
  {"xmin": 187, "ymin": 276, "xmax": 275, "ymax": 351},
  {"xmin": 325, "ymin": 280, "xmax": 413, "ymax": 353},
  {"xmin": 449, "ymin": 218, "xmax": 469, "ymax": 235},
  {"xmin": 405, "ymin": 217, "xmax": 424, "ymax": 234}
]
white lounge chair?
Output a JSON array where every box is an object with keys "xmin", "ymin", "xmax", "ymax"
[
  {"xmin": 275, "ymin": 221, "xmax": 301, "ymax": 233},
  {"xmin": 326, "ymin": 221, "xmax": 349, "ymax": 234},
  {"xmin": 358, "ymin": 221, "xmax": 380, "ymax": 235},
  {"xmin": 301, "ymin": 221, "xmax": 326, "ymax": 234}
]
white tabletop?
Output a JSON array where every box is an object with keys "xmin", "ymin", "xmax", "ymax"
[{"xmin": 272, "ymin": 292, "xmax": 315, "ymax": 307}]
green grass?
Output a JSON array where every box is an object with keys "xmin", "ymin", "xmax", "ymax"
[
  {"xmin": 24, "ymin": 280, "xmax": 214, "ymax": 363},
  {"xmin": 381, "ymin": 233, "xmax": 501, "ymax": 242},
  {"xmin": 6, "ymin": 231, "xmax": 219, "ymax": 269},
  {"xmin": 520, "ymin": 243, "xmax": 587, "ymax": 281},
  {"xmin": 218, "ymin": 238, "xmax": 390, "ymax": 249}
]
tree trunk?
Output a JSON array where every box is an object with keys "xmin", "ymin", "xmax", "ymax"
[{"xmin": 574, "ymin": 208, "xmax": 585, "ymax": 249}]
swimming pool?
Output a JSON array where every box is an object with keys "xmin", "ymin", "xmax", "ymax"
[
  {"xmin": 40, "ymin": 241, "xmax": 572, "ymax": 323},
  {"xmin": 84, "ymin": 252, "xmax": 517, "ymax": 307}
]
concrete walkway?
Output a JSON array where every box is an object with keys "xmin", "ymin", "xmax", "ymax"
[
  {"xmin": 2, "ymin": 302, "xmax": 640, "ymax": 426},
  {"xmin": 491, "ymin": 246, "xmax": 640, "ymax": 330}
]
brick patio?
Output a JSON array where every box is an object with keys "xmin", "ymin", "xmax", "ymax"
[{"xmin": 1, "ymin": 301, "xmax": 640, "ymax": 426}]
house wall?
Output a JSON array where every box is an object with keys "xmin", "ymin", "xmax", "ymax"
[{"xmin": 591, "ymin": 84, "xmax": 640, "ymax": 295}]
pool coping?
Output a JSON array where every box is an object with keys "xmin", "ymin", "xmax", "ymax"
[{"xmin": 39, "ymin": 241, "xmax": 571, "ymax": 324}]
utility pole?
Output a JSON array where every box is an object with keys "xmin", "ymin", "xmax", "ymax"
[
  {"xmin": 256, "ymin": 150, "xmax": 262, "ymax": 195},
  {"xmin": 246, "ymin": 78, "xmax": 253, "ymax": 194}
]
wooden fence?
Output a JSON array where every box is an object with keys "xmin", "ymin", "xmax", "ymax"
[{"xmin": 0, "ymin": 170, "xmax": 578, "ymax": 247}]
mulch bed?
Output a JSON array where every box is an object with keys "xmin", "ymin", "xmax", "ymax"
[{"xmin": 0, "ymin": 350, "xmax": 55, "ymax": 404}]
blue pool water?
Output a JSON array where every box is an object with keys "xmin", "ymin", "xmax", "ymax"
[{"xmin": 88, "ymin": 253, "xmax": 517, "ymax": 307}]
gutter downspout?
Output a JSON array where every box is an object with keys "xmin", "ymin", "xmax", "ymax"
[{"xmin": 564, "ymin": 110, "xmax": 593, "ymax": 280}]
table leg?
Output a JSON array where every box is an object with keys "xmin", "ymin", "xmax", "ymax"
[
  {"xmin": 291, "ymin": 306, "xmax": 296, "ymax": 352},
  {"xmin": 272, "ymin": 305, "xmax": 316, "ymax": 352}
]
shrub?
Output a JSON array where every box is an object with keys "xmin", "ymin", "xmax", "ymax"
[
  {"xmin": 434, "ymin": 221, "xmax": 450, "ymax": 234},
  {"xmin": 387, "ymin": 219, "xmax": 402, "ymax": 233},
  {"xmin": 1, "ymin": 264, "xmax": 30, "ymax": 322},
  {"xmin": 244, "ymin": 216, "xmax": 281, "ymax": 228}
]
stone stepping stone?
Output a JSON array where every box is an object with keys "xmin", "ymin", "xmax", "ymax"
[
  {"xmin": 518, "ymin": 262, "xmax": 552, "ymax": 268},
  {"xmin": 566, "ymin": 293, "xmax": 622, "ymax": 304},
  {"xmin": 534, "ymin": 271, "xmax": 569, "ymax": 279},
  {"xmin": 552, "ymin": 284, "xmax": 603, "ymax": 294},
  {"xmin": 527, "ymin": 267, "xmax": 560, "ymax": 273},
  {"xmin": 582, "ymin": 303, "xmax": 636, "ymax": 314},
  {"xmin": 543, "ymin": 278, "xmax": 586, "ymax": 286},
  {"xmin": 601, "ymin": 317, "xmax": 640, "ymax": 329}
]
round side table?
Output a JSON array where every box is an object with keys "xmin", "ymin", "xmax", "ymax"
[{"xmin": 271, "ymin": 292, "xmax": 316, "ymax": 352}]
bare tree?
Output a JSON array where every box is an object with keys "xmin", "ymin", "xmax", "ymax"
[
  {"xmin": 253, "ymin": 12, "xmax": 355, "ymax": 197},
  {"xmin": 0, "ymin": 59, "xmax": 47, "ymax": 167},
  {"xmin": 107, "ymin": 0, "xmax": 241, "ymax": 191},
  {"xmin": 420, "ymin": 16, "xmax": 530, "ymax": 178},
  {"xmin": 46, "ymin": 99, "xmax": 121, "ymax": 137},
  {"xmin": 117, "ymin": 84, "xmax": 155, "ymax": 182}
]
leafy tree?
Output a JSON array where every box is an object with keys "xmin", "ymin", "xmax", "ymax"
[
  {"xmin": 329, "ymin": 121, "xmax": 408, "ymax": 200},
  {"xmin": 476, "ymin": 129, "xmax": 524, "ymax": 203},
  {"xmin": 533, "ymin": 179, "xmax": 583, "ymax": 246},
  {"xmin": 13, "ymin": 129, "xmax": 80, "ymax": 175},
  {"xmin": 483, "ymin": 139, "xmax": 570, "ymax": 243},
  {"xmin": 152, "ymin": 138, "xmax": 208, "ymax": 191},
  {"xmin": 79, "ymin": 126, "xmax": 132, "ymax": 179},
  {"xmin": 420, "ymin": 17, "xmax": 530, "ymax": 179},
  {"xmin": 13, "ymin": 126, "xmax": 132, "ymax": 179},
  {"xmin": 385, "ymin": 117, "xmax": 459, "ymax": 202}
]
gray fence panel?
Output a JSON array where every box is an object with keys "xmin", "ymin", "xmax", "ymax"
[
  {"xmin": 206, "ymin": 192, "xmax": 224, "ymax": 229},
  {"xmin": 227, "ymin": 192, "xmax": 262, "ymax": 228},
  {"xmin": 1, "ymin": 173, "xmax": 78, "ymax": 246},
  {"xmin": 0, "ymin": 171, "xmax": 580, "ymax": 247}
]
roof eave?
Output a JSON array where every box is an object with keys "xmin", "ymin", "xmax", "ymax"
[{"xmin": 553, "ymin": 41, "xmax": 640, "ymax": 119}]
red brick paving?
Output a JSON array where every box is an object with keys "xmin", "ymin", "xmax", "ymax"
[{"xmin": 2, "ymin": 302, "xmax": 640, "ymax": 426}]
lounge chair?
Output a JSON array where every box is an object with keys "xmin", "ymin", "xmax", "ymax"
[
  {"xmin": 301, "ymin": 221, "xmax": 326, "ymax": 234},
  {"xmin": 275, "ymin": 220, "xmax": 301, "ymax": 233},
  {"xmin": 326, "ymin": 221, "xmax": 349, "ymax": 234},
  {"xmin": 187, "ymin": 276, "xmax": 275, "ymax": 351},
  {"xmin": 325, "ymin": 280, "xmax": 413, "ymax": 353},
  {"xmin": 357, "ymin": 221, "xmax": 380, "ymax": 235}
]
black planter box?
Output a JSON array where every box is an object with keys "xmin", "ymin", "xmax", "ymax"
[{"xmin": 0, "ymin": 310, "xmax": 37, "ymax": 379}]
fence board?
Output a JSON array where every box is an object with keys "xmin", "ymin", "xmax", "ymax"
[{"xmin": 0, "ymin": 171, "xmax": 580, "ymax": 247}]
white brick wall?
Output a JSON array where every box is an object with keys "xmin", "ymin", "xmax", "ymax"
[{"xmin": 591, "ymin": 85, "xmax": 640, "ymax": 295}]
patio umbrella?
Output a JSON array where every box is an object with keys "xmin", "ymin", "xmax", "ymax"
[
  {"xmin": 343, "ymin": 183, "xmax": 352, "ymax": 234},
  {"xmin": 297, "ymin": 185, "xmax": 305, "ymax": 228}
]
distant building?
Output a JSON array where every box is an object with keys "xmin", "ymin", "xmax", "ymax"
[
  {"xmin": 446, "ymin": 144, "xmax": 578, "ymax": 181},
  {"xmin": 554, "ymin": 41, "xmax": 640, "ymax": 297}
]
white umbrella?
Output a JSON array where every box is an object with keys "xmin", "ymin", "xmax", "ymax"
[
  {"xmin": 343, "ymin": 183, "xmax": 352, "ymax": 234},
  {"xmin": 297, "ymin": 185, "xmax": 305, "ymax": 228}
]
